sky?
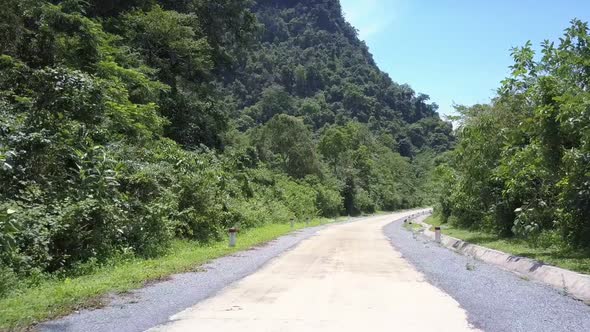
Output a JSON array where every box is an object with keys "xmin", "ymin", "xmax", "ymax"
[{"xmin": 340, "ymin": 0, "xmax": 590, "ymax": 117}]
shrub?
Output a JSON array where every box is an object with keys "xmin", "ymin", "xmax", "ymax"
[
  {"xmin": 315, "ymin": 185, "xmax": 342, "ymax": 217},
  {"xmin": 276, "ymin": 177, "xmax": 317, "ymax": 219},
  {"xmin": 0, "ymin": 265, "xmax": 17, "ymax": 297},
  {"xmin": 353, "ymin": 188, "xmax": 376, "ymax": 214}
]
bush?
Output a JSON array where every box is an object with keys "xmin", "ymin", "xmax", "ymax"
[
  {"xmin": 2, "ymin": 203, "xmax": 55, "ymax": 274},
  {"xmin": 378, "ymin": 189, "xmax": 403, "ymax": 212},
  {"xmin": 353, "ymin": 188, "xmax": 376, "ymax": 214},
  {"xmin": 276, "ymin": 177, "xmax": 317, "ymax": 219},
  {"xmin": 315, "ymin": 185, "xmax": 342, "ymax": 217},
  {"xmin": 229, "ymin": 198, "xmax": 293, "ymax": 228},
  {"xmin": 0, "ymin": 266, "xmax": 17, "ymax": 297},
  {"xmin": 174, "ymin": 169, "xmax": 230, "ymax": 242}
]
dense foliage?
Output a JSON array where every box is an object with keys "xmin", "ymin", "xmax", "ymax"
[
  {"xmin": 434, "ymin": 20, "xmax": 590, "ymax": 250},
  {"xmin": 225, "ymin": 0, "xmax": 453, "ymax": 156},
  {"xmin": 0, "ymin": 0, "xmax": 452, "ymax": 290}
]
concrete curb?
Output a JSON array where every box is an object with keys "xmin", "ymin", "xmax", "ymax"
[{"xmin": 410, "ymin": 215, "xmax": 590, "ymax": 304}]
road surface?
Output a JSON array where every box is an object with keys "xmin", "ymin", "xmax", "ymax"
[
  {"xmin": 43, "ymin": 210, "xmax": 590, "ymax": 332},
  {"xmin": 385, "ymin": 215, "xmax": 590, "ymax": 332},
  {"xmin": 149, "ymin": 211, "xmax": 478, "ymax": 331}
]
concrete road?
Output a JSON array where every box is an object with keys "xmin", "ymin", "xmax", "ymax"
[{"xmin": 149, "ymin": 211, "xmax": 479, "ymax": 332}]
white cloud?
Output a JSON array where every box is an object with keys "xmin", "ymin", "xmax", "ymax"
[{"xmin": 340, "ymin": 0, "xmax": 400, "ymax": 40}]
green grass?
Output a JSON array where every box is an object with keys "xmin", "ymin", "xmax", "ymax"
[
  {"xmin": 424, "ymin": 216, "xmax": 590, "ymax": 275},
  {"xmin": 0, "ymin": 219, "xmax": 332, "ymax": 331},
  {"xmin": 403, "ymin": 221, "xmax": 422, "ymax": 232}
]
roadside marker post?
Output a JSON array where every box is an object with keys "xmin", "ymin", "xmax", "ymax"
[
  {"xmin": 229, "ymin": 227, "xmax": 238, "ymax": 247},
  {"xmin": 434, "ymin": 226, "xmax": 441, "ymax": 243},
  {"xmin": 290, "ymin": 218, "xmax": 295, "ymax": 229}
]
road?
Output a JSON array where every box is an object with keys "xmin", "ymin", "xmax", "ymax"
[
  {"xmin": 43, "ymin": 210, "xmax": 590, "ymax": 332},
  {"xmin": 149, "ymin": 210, "xmax": 478, "ymax": 331},
  {"xmin": 385, "ymin": 215, "xmax": 590, "ymax": 332}
]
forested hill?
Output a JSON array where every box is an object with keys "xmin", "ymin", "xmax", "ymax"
[
  {"xmin": 0, "ymin": 0, "xmax": 451, "ymax": 285},
  {"xmin": 224, "ymin": 0, "xmax": 453, "ymax": 156}
]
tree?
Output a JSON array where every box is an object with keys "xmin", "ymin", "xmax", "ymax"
[
  {"xmin": 256, "ymin": 114, "xmax": 320, "ymax": 178},
  {"xmin": 250, "ymin": 85, "xmax": 296, "ymax": 123},
  {"xmin": 122, "ymin": 5, "xmax": 212, "ymax": 85},
  {"xmin": 437, "ymin": 19, "xmax": 590, "ymax": 248},
  {"xmin": 318, "ymin": 126, "xmax": 351, "ymax": 168}
]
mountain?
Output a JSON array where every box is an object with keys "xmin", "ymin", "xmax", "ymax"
[{"xmin": 223, "ymin": 0, "xmax": 453, "ymax": 157}]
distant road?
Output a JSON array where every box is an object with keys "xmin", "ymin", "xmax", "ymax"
[{"xmin": 149, "ymin": 211, "xmax": 478, "ymax": 331}]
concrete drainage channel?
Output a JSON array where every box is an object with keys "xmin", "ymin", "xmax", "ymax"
[{"xmin": 406, "ymin": 213, "xmax": 590, "ymax": 304}]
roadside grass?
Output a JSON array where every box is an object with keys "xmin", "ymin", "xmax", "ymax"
[
  {"xmin": 0, "ymin": 219, "xmax": 332, "ymax": 331},
  {"xmin": 423, "ymin": 216, "xmax": 590, "ymax": 275},
  {"xmin": 403, "ymin": 221, "xmax": 422, "ymax": 232}
]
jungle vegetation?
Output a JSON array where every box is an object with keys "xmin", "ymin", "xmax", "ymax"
[
  {"xmin": 433, "ymin": 19, "xmax": 590, "ymax": 252},
  {"xmin": 0, "ymin": 0, "xmax": 452, "ymax": 294}
]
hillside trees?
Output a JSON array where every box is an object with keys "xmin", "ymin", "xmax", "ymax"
[
  {"xmin": 316, "ymin": 122, "xmax": 422, "ymax": 215},
  {"xmin": 254, "ymin": 114, "xmax": 320, "ymax": 179},
  {"xmin": 224, "ymin": 0, "xmax": 454, "ymax": 156}
]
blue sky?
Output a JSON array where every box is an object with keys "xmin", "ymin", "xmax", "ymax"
[{"xmin": 340, "ymin": 0, "xmax": 590, "ymax": 117}]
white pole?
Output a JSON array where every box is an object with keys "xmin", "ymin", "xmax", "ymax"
[
  {"xmin": 229, "ymin": 228, "xmax": 238, "ymax": 247},
  {"xmin": 434, "ymin": 227, "xmax": 441, "ymax": 243}
]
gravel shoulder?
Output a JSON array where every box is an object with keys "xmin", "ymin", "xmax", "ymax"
[
  {"xmin": 39, "ymin": 224, "xmax": 330, "ymax": 332},
  {"xmin": 385, "ymin": 218, "xmax": 590, "ymax": 332}
]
